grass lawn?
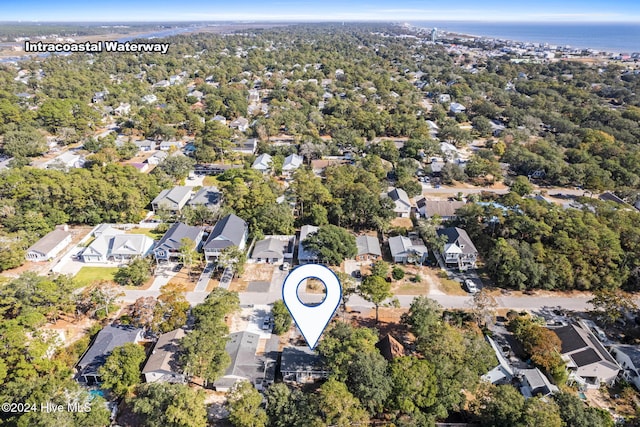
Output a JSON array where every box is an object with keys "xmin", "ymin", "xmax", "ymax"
[
  {"xmin": 203, "ymin": 176, "xmax": 220, "ymax": 187},
  {"xmin": 439, "ymin": 277, "xmax": 469, "ymax": 296},
  {"xmin": 126, "ymin": 227, "xmax": 164, "ymax": 240},
  {"xmin": 74, "ymin": 267, "xmax": 119, "ymax": 286}
]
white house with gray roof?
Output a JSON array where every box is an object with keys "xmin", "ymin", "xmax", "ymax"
[
  {"xmin": 388, "ymin": 235, "xmax": 428, "ymax": 264},
  {"xmin": 298, "ymin": 225, "xmax": 319, "ymax": 264},
  {"xmin": 153, "ymin": 222, "xmax": 204, "ymax": 262},
  {"xmin": 25, "ymin": 226, "xmax": 72, "ymax": 262},
  {"xmin": 142, "ymin": 328, "xmax": 186, "ymax": 383},
  {"xmin": 252, "ymin": 153, "xmax": 272, "ymax": 173},
  {"xmin": 436, "ymin": 227, "xmax": 478, "ymax": 271},
  {"xmin": 282, "ymin": 153, "xmax": 303, "ymax": 176},
  {"xmin": 250, "ymin": 235, "xmax": 295, "ymax": 264},
  {"xmin": 387, "ymin": 187, "xmax": 412, "ymax": 218},
  {"xmin": 81, "ymin": 227, "xmax": 154, "ymax": 263},
  {"xmin": 203, "ymin": 214, "xmax": 248, "ymax": 262},
  {"xmin": 213, "ymin": 331, "xmax": 262, "ymax": 392},
  {"xmin": 151, "ymin": 186, "xmax": 192, "ymax": 214}
]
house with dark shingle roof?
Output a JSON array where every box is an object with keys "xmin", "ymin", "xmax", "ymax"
[
  {"xmin": 551, "ymin": 321, "xmax": 620, "ymax": 388},
  {"xmin": 153, "ymin": 222, "xmax": 204, "ymax": 262},
  {"xmin": 76, "ymin": 325, "xmax": 144, "ymax": 385},
  {"xmin": 203, "ymin": 214, "xmax": 248, "ymax": 262},
  {"xmin": 355, "ymin": 235, "xmax": 382, "ymax": 262},
  {"xmin": 376, "ymin": 334, "xmax": 405, "ymax": 361},
  {"xmin": 187, "ymin": 186, "xmax": 222, "ymax": 211},
  {"xmin": 436, "ymin": 227, "xmax": 478, "ymax": 271},
  {"xmin": 388, "ymin": 234, "xmax": 428, "ymax": 264},
  {"xmin": 280, "ymin": 346, "xmax": 329, "ymax": 384},
  {"xmin": 142, "ymin": 328, "xmax": 186, "ymax": 383},
  {"xmin": 416, "ymin": 199, "xmax": 465, "ymax": 220},
  {"xmin": 251, "ymin": 235, "xmax": 295, "ymax": 264},
  {"xmin": 610, "ymin": 345, "xmax": 640, "ymax": 391}
]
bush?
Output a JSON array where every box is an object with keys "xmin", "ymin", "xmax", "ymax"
[{"xmin": 392, "ymin": 266, "xmax": 405, "ymax": 281}]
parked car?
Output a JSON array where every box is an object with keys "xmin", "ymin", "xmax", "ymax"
[
  {"xmin": 262, "ymin": 317, "xmax": 272, "ymax": 330},
  {"xmin": 281, "ymin": 262, "xmax": 290, "ymax": 271},
  {"xmin": 464, "ymin": 279, "xmax": 478, "ymax": 293},
  {"xmin": 173, "ymin": 263, "xmax": 183, "ymax": 272},
  {"xmin": 352, "ymin": 270, "xmax": 362, "ymax": 279}
]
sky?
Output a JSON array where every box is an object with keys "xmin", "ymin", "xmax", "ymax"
[{"xmin": 2, "ymin": 0, "xmax": 640, "ymax": 23}]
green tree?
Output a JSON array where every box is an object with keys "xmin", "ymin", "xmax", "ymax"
[
  {"xmin": 346, "ymin": 350, "xmax": 392, "ymax": 416},
  {"xmin": 264, "ymin": 383, "xmax": 309, "ymax": 427},
  {"xmin": 553, "ymin": 391, "xmax": 614, "ymax": 427},
  {"xmin": 152, "ymin": 283, "xmax": 190, "ymax": 333},
  {"xmin": 272, "ymin": 299, "xmax": 292, "ymax": 335},
  {"xmin": 130, "ymin": 382, "xmax": 207, "ymax": 427},
  {"xmin": 114, "ymin": 257, "xmax": 152, "ymax": 287},
  {"xmin": 316, "ymin": 322, "xmax": 379, "ymax": 381},
  {"xmin": 302, "ymin": 225, "xmax": 357, "ymax": 265},
  {"xmin": 156, "ymin": 155, "xmax": 196, "ymax": 181},
  {"xmin": 370, "ymin": 260, "xmax": 390, "ymax": 278},
  {"xmin": 359, "ymin": 275, "xmax": 392, "ymax": 322},
  {"xmin": 510, "ymin": 175, "xmax": 533, "ymax": 196},
  {"xmin": 98, "ymin": 342, "xmax": 146, "ymax": 397},
  {"xmin": 313, "ymin": 378, "xmax": 370, "ymax": 427},
  {"xmin": 218, "ymin": 245, "xmax": 247, "ymax": 276},
  {"xmin": 389, "ymin": 356, "xmax": 438, "ymax": 415},
  {"xmin": 588, "ymin": 288, "xmax": 638, "ymax": 325},
  {"xmin": 227, "ymin": 381, "xmax": 267, "ymax": 427},
  {"xmin": 392, "ymin": 266, "xmax": 405, "ymax": 281},
  {"xmin": 472, "ymin": 384, "xmax": 525, "ymax": 427},
  {"xmin": 1, "ymin": 128, "xmax": 47, "ymax": 157},
  {"xmin": 179, "ymin": 237, "xmax": 202, "ymax": 281}
]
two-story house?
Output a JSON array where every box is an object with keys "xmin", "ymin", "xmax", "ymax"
[
  {"xmin": 436, "ymin": 227, "xmax": 478, "ymax": 271},
  {"xmin": 153, "ymin": 222, "xmax": 204, "ymax": 262},
  {"xmin": 151, "ymin": 186, "xmax": 192, "ymax": 214},
  {"xmin": 203, "ymin": 214, "xmax": 248, "ymax": 262}
]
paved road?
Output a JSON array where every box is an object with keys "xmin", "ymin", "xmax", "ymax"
[{"xmin": 422, "ymin": 184, "xmax": 592, "ymax": 198}]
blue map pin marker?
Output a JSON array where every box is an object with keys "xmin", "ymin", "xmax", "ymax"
[{"xmin": 282, "ymin": 264, "xmax": 342, "ymax": 350}]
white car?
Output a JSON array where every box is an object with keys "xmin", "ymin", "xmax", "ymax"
[
  {"xmin": 464, "ymin": 279, "xmax": 478, "ymax": 293},
  {"xmin": 281, "ymin": 262, "xmax": 290, "ymax": 271}
]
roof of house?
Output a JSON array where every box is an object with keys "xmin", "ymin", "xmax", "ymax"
[
  {"xmin": 613, "ymin": 345, "xmax": 640, "ymax": 368},
  {"xmin": 298, "ymin": 225, "xmax": 319, "ymax": 261},
  {"xmin": 214, "ymin": 331, "xmax": 261, "ymax": 387},
  {"xmin": 520, "ymin": 368, "xmax": 558, "ymax": 397},
  {"xmin": 230, "ymin": 117, "xmax": 249, "ymax": 127},
  {"xmin": 109, "ymin": 234, "xmax": 154, "ymax": 256},
  {"xmin": 419, "ymin": 200, "xmax": 466, "ymax": 217},
  {"xmin": 437, "ymin": 227, "xmax": 478, "ymax": 255},
  {"xmin": 356, "ymin": 235, "xmax": 382, "ymax": 257},
  {"xmin": 376, "ymin": 334, "xmax": 405, "ymax": 361},
  {"xmin": 142, "ymin": 328, "xmax": 185, "ymax": 375},
  {"xmin": 155, "ymin": 222, "xmax": 202, "ymax": 253},
  {"xmin": 188, "ymin": 186, "xmax": 221, "ymax": 208},
  {"xmin": 252, "ymin": 153, "xmax": 272, "ymax": 170},
  {"xmin": 552, "ymin": 323, "xmax": 619, "ymax": 369},
  {"xmin": 27, "ymin": 227, "xmax": 71, "ymax": 255},
  {"xmin": 252, "ymin": 237, "xmax": 285, "ymax": 259},
  {"xmin": 204, "ymin": 214, "xmax": 247, "ymax": 250},
  {"xmin": 77, "ymin": 325, "xmax": 143, "ymax": 375},
  {"xmin": 152, "ymin": 186, "xmax": 192, "ymax": 207},
  {"xmin": 388, "ymin": 235, "xmax": 412, "ymax": 257},
  {"xmin": 280, "ymin": 346, "xmax": 325, "ymax": 373},
  {"xmin": 599, "ymin": 192, "xmax": 627, "ymax": 205},
  {"xmin": 283, "ymin": 153, "xmax": 303, "ymax": 170},
  {"xmin": 388, "ymin": 187, "xmax": 411, "ymax": 208}
]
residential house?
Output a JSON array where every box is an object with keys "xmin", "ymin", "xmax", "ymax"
[
  {"xmin": 44, "ymin": 151, "xmax": 85, "ymax": 170},
  {"xmin": 213, "ymin": 331, "xmax": 262, "ymax": 392},
  {"xmin": 203, "ymin": 214, "xmax": 248, "ymax": 262},
  {"xmin": 426, "ymin": 120, "xmax": 439, "ymax": 137},
  {"xmin": 113, "ymin": 103, "xmax": 131, "ymax": 116},
  {"xmin": 250, "ymin": 235, "xmax": 295, "ymax": 264},
  {"xmin": 25, "ymin": 225, "xmax": 72, "ymax": 262},
  {"xmin": 519, "ymin": 368, "xmax": 559, "ymax": 398},
  {"xmin": 551, "ymin": 322, "xmax": 621, "ymax": 388},
  {"xmin": 252, "ymin": 153, "xmax": 272, "ymax": 173},
  {"xmin": 187, "ymin": 186, "xmax": 222, "ymax": 211},
  {"xmin": 153, "ymin": 222, "xmax": 204, "ymax": 262},
  {"xmin": 231, "ymin": 138, "xmax": 257, "ymax": 155},
  {"xmin": 153, "ymin": 80, "xmax": 170, "ymax": 88},
  {"xmin": 146, "ymin": 150, "xmax": 168, "ymax": 165},
  {"xmin": 416, "ymin": 199, "xmax": 465, "ymax": 220},
  {"xmin": 151, "ymin": 186, "xmax": 192, "ymax": 214},
  {"xmin": 449, "ymin": 102, "xmax": 467, "ymax": 114},
  {"xmin": 436, "ymin": 227, "xmax": 478, "ymax": 271},
  {"xmin": 387, "ymin": 187, "xmax": 412, "ymax": 218},
  {"xmin": 159, "ymin": 141, "xmax": 183, "ymax": 151},
  {"xmin": 142, "ymin": 329, "xmax": 186, "ymax": 383},
  {"xmin": 92, "ymin": 91, "xmax": 107, "ymax": 103},
  {"xmin": 76, "ymin": 325, "xmax": 144, "ymax": 385},
  {"xmin": 376, "ymin": 334, "xmax": 405, "ymax": 361},
  {"xmin": 282, "ymin": 153, "xmax": 303, "ymax": 176},
  {"xmin": 135, "ymin": 140, "xmax": 156, "ymax": 152},
  {"xmin": 141, "ymin": 94, "xmax": 157, "ymax": 104},
  {"xmin": 298, "ymin": 225, "xmax": 319, "ymax": 264},
  {"xmin": 229, "ymin": 117, "xmax": 249, "ymax": 132},
  {"xmin": 610, "ymin": 345, "xmax": 640, "ymax": 391},
  {"xmin": 438, "ymin": 94, "xmax": 451, "ymax": 103},
  {"xmin": 355, "ymin": 235, "xmax": 382, "ymax": 262},
  {"xmin": 212, "ymin": 115, "xmax": 227, "ymax": 125},
  {"xmin": 280, "ymin": 346, "xmax": 330, "ymax": 384},
  {"xmin": 81, "ymin": 227, "xmax": 154, "ymax": 263},
  {"xmin": 388, "ymin": 234, "xmax": 428, "ymax": 264}
]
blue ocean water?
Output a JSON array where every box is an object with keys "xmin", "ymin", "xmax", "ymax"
[{"xmin": 411, "ymin": 21, "xmax": 640, "ymax": 53}]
